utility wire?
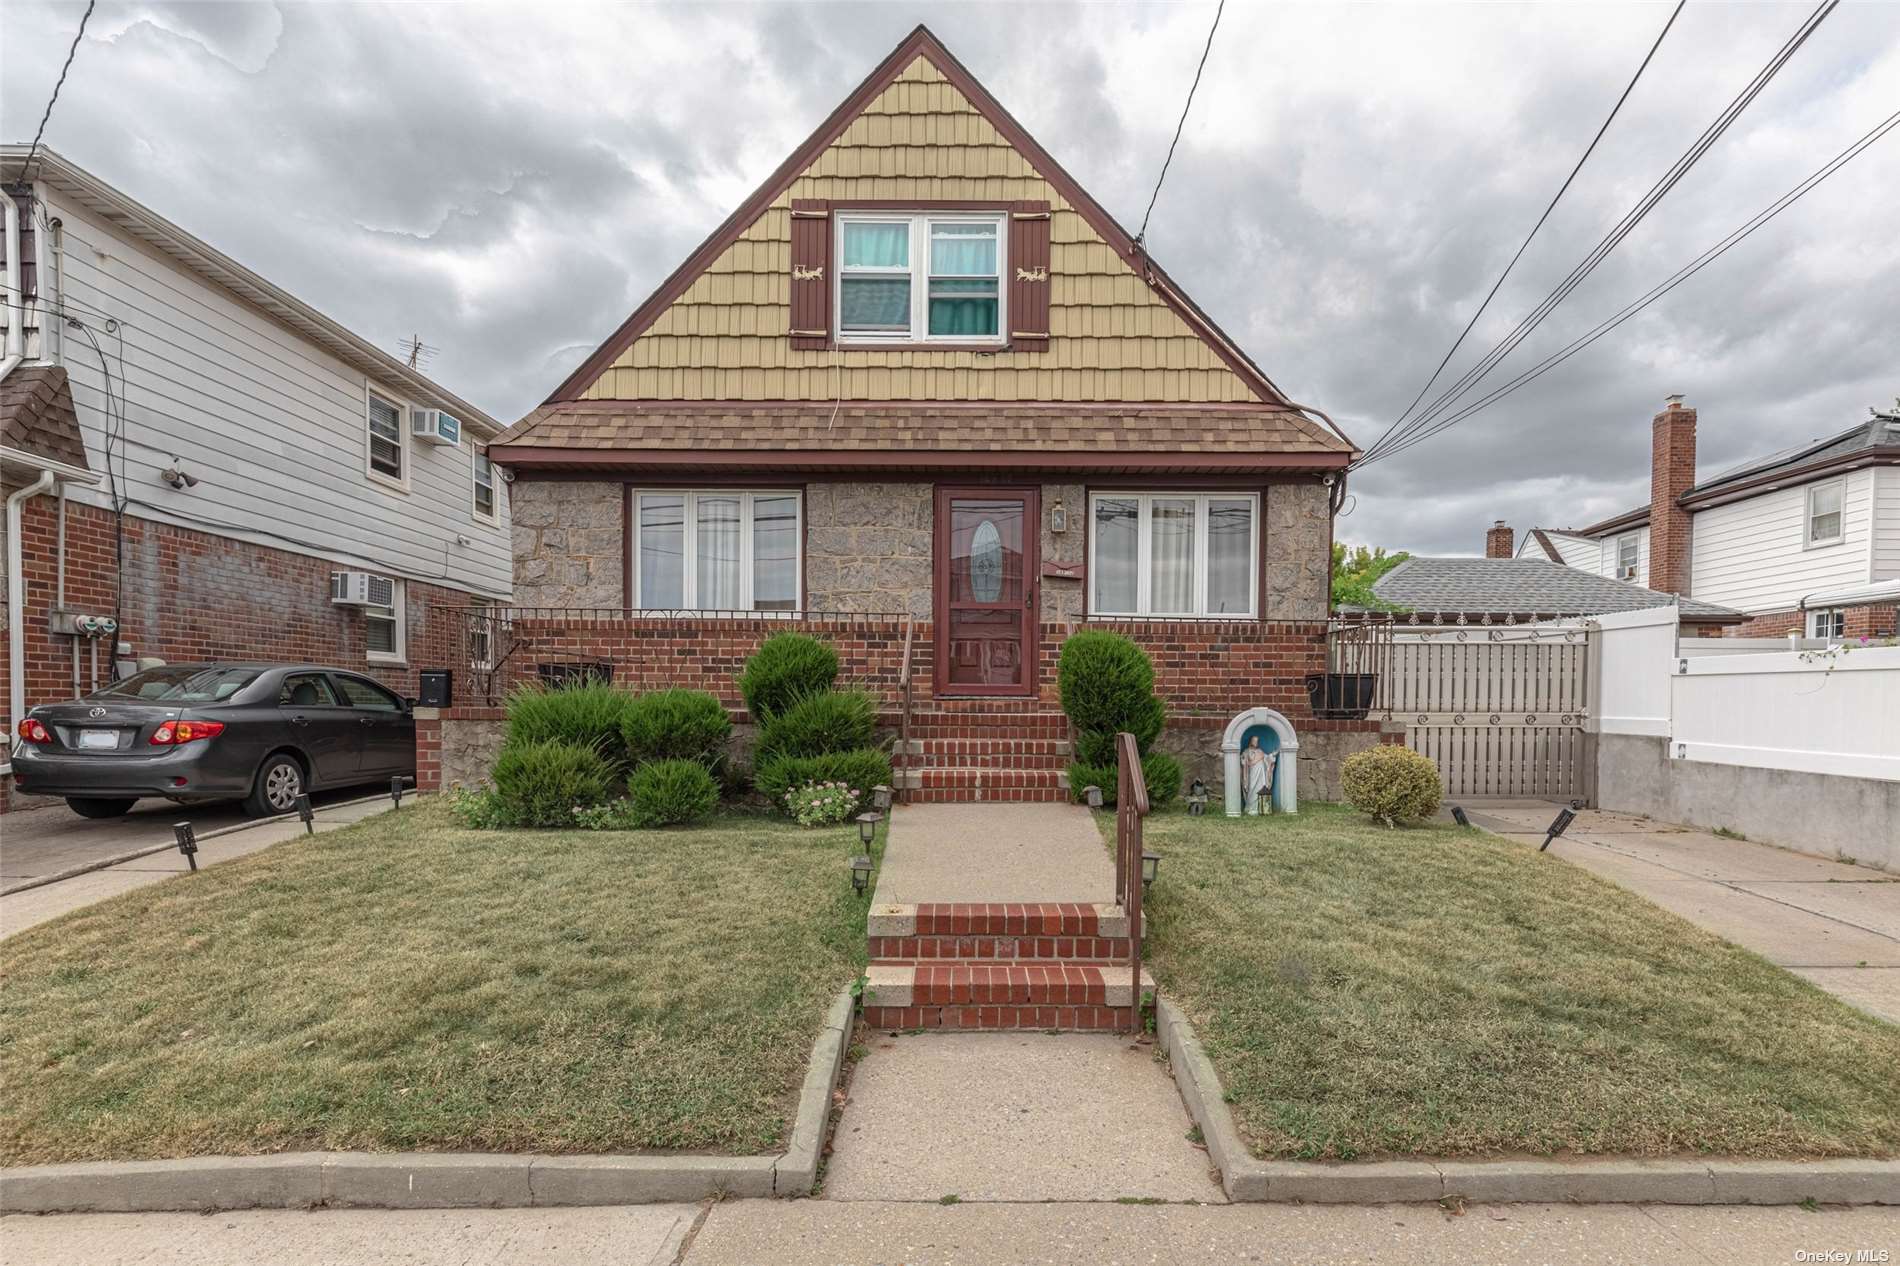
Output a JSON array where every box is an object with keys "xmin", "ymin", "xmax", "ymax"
[
  {"xmin": 1357, "ymin": 0, "xmax": 1837, "ymax": 468},
  {"xmin": 1363, "ymin": 0, "xmax": 1685, "ymax": 463},
  {"xmin": 13, "ymin": 0, "xmax": 96, "ymax": 183},
  {"xmin": 1370, "ymin": 108, "xmax": 1900, "ymax": 465},
  {"xmin": 1134, "ymin": 0, "xmax": 1225, "ymax": 248}
]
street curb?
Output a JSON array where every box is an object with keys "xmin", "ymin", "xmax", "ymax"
[
  {"xmin": 0, "ymin": 987, "xmax": 858, "ymax": 1213},
  {"xmin": 0, "ymin": 794, "xmax": 391, "ymax": 897},
  {"xmin": 1154, "ymin": 995, "xmax": 1900, "ymax": 1206}
]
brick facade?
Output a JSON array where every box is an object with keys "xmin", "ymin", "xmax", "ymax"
[
  {"xmin": 1726, "ymin": 605, "xmax": 1899, "ymax": 639},
  {"xmin": 1648, "ymin": 399, "xmax": 1696, "ymax": 596},
  {"xmin": 1485, "ymin": 521, "xmax": 1514, "ymax": 558}
]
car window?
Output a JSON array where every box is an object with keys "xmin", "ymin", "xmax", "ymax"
[
  {"xmin": 93, "ymin": 667, "xmax": 261, "ymax": 703},
  {"xmin": 278, "ymin": 673, "xmax": 340, "ymax": 707},
  {"xmin": 331, "ymin": 675, "xmax": 403, "ymax": 712}
]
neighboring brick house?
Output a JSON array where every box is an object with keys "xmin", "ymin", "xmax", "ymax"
[
  {"xmin": 469, "ymin": 26, "xmax": 1382, "ymax": 801},
  {"xmin": 2, "ymin": 148, "xmax": 510, "ymax": 811},
  {"xmin": 1514, "ymin": 397, "xmax": 1900, "ymax": 638}
]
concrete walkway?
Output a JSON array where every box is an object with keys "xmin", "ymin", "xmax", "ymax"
[
  {"xmin": 1467, "ymin": 801, "xmax": 1900, "ymax": 1024},
  {"xmin": 9, "ymin": 1200, "xmax": 1899, "ymax": 1265},
  {"xmin": 1, "ymin": 798, "xmax": 393, "ymax": 940},
  {"xmin": 872, "ymin": 802, "xmax": 1113, "ymax": 905}
]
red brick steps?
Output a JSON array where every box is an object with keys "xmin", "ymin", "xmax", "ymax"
[{"xmin": 861, "ymin": 962, "xmax": 1154, "ymax": 1032}]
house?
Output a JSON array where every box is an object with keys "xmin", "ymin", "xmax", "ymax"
[
  {"xmin": 1524, "ymin": 396, "xmax": 1899, "ymax": 638},
  {"xmin": 1, "ymin": 147, "xmax": 510, "ymax": 811},
  {"xmin": 469, "ymin": 25, "xmax": 1382, "ymax": 802}
]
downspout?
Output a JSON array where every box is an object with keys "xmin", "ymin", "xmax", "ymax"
[{"xmin": 7, "ymin": 470, "xmax": 56, "ymax": 747}]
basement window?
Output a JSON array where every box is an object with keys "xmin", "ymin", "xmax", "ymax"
[
  {"xmin": 835, "ymin": 212, "xmax": 1005, "ymax": 344},
  {"xmin": 1089, "ymin": 493, "xmax": 1258, "ymax": 618},
  {"xmin": 633, "ymin": 491, "xmax": 802, "ymax": 612},
  {"xmin": 1806, "ymin": 479, "xmax": 1844, "ymax": 547}
]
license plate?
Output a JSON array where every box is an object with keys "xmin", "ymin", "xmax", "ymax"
[{"xmin": 77, "ymin": 729, "xmax": 119, "ymax": 750}]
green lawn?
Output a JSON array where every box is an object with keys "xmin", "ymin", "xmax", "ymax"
[
  {"xmin": 1109, "ymin": 804, "xmax": 1900, "ymax": 1161},
  {"xmin": 0, "ymin": 802, "xmax": 874, "ymax": 1166}
]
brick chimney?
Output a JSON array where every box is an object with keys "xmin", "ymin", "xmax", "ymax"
[
  {"xmin": 1485, "ymin": 520, "xmax": 1514, "ymax": 558},
  {"xmin": 1649, "ymin": 394, "xmax": 1697, "ymax": 595}
]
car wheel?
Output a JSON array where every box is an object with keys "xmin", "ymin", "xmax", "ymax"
[
  {"xmin": 245, "ymin": 754, "xmax": 305, "ymax": 818},
  {"xmin": 66, "ymin": 796, "xmax": 137, "ymax": 819}
]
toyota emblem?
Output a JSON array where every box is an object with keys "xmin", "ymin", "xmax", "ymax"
[{"xmin": 88, "ymin": 706, "xmax": 106, "ymax": 718}]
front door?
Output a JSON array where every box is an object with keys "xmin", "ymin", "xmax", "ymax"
[{"xmin": 935, "ymin": 486, "xmax": 1039, "ymax": 696}]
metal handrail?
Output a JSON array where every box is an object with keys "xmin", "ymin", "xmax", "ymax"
[
  {"xmin": 896, "ymin": 614, "xmax": 915, "ymax": 804},
  {"xmin": 1114, "ymin": 730, "xmax": 1147, "ymax": 1033}
]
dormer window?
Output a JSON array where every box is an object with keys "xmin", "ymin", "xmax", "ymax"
[{"xmin": 836, "ymin": 212, "xmax": 1005, "ymax": 344}]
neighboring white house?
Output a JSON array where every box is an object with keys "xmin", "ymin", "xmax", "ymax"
[
  {"xmin": 2, "ymin": 147, "xmax": 509, "ymax": 793},
  {"xmin": 1516, "ymin": 397, "xmax": 1900, "ymax": 638}
]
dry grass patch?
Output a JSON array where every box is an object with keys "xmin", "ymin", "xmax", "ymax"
[
  {"xmin": 0, "ymin": 802, "xmax": 872, "ymax": 1165},
  {"xmin": 1115, "ymin": 805, "xmax": 1900, "ymax": 1161}
]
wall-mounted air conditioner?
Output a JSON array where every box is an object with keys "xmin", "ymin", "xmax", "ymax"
[
  {"xmin": 410, "ymin": 407, "xmax": 461, "ymax": 447},
  {"xmin": 331, "ymin": 571, "xmax": 397, "ymax": 607}
]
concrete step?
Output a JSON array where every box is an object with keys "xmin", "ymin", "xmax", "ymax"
[
  {"xmin": 870, "ymin": 901, "xmax": 1134, "ymax": 940},
  {"xmin": 861, "ymin": 961, "xmax": 1156, "ymax": 1032},
  {"xmin": 898, "ymin": 768, "xmax": 1070, "ymax": 802}
]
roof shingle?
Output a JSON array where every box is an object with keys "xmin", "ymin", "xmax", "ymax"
[
  {"xmin": 1, "ymin": 365, "xmax": 90, "ymax": 473},
  {"xmin": 1371, "ymin": 556, "xmax": 1744, "ymax": 622}
]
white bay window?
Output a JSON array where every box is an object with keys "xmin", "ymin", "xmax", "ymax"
[
  {"xmin": 634, "ymin": 491, "xmax": 801, "ymax": 612},
  {"xmin": 1089, "ymin": 493, "xmax": 1258, "ymax": 618}
]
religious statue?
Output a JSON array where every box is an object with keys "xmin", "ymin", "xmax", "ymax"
[{"xmin": 1241, "ymin": 734, "xmax": 1276, "ymax": 815}]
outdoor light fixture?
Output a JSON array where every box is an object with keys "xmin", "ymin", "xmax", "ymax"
[
  {"xmin": 1050, "ymin": 497, "xmax": 1068, "ymax": 533},
  {"xmin": 849, "ymin": 854, "xmax": 873, "ymax": 896},
  {"xmin": 856, "ymin": 811, "xmax": 882, "ymax": 848},
  {"xmin": 1451, "ymin": 805, "xmax": 1470, "ymax": 828},
  {"xmin": 1187, "ymin": 780, "xmax": 1208, "ymax": 816},
  {"xmin": 295, "ymin": 793, "xmax": 315, "ymax": 835},
  {"xmin": 173, "ymin": 822, "xmax": 199, "ymax": 872},
  {"xmin": 1141, "ymin": 851, "xmax": 1161, "ymax": 891},
  {"xmin": 390, "ymin": 775, "xmax": 405, "ymax": 808},
  {"xmin": 1083, "ymin": 785, "xmax": 1103, "ymax": 809},
  {"xmin": 872, "ymin": 785, "xmax": 893, "ymax": 812},
  {"xmin": 1539, "ymin": 807, "xmax": 1577, "ymax": 852}
]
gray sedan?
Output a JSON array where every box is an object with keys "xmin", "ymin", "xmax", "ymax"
[{"xmin": 10, "ymin": 664, "xmax": 416, "ymax": 819}]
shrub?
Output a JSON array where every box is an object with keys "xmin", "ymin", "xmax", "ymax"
[
  {"xmin": 755, "ymin": 689, "xmax": 877, "ymax": 766},
  {"xmin": 491, "ymin": 739, "xmax": 617, "ymax": 828},
  {"xmin": 1073, "ymin": 698, "xmax": 1164, "ymax": 767},
  {"xmin": 739, "ymin": 632, "xmax": 839, "ymax": 721},
  {"xmin": 1057, "ymin": 631, "xmax": 1156, "ymax": 734},
  {"xmin": 1066, "ymin": 752, "xmax": 1182, "ymax": 809},
  {"xmin": 505, "ymin": 681, "xmax": 633, "ymax": 773},
  {"xmin": 626, "ymin": 758, "xmax": 720, "ymax": 828},
  {"xmin": 755, "ymin": 748, "xmax": 892, "ymax": 814},
  {"xmin": 622, "ymin": 689, "xmax": 731, "ymax": 771},
  {"xmin": 1341, "ymin": 745, "xmax": 1443, "ymax": 827},
  {"xmin": 784, "ymin": 780, "xmax": 862, "ymax": 828}
]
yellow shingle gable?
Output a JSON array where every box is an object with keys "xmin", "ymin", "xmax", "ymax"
[{"xmin": 580, "ymin": 55, "xmax": 1259, "ymax": 404}]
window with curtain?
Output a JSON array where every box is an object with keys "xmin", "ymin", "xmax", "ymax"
[
  {"xmin": 1089, "ymin": 493, "xmax": 1257, "ymax": 618},
  {"xmin": 835, "ymin": 212, "xmax": 1004, "ymax": 343},
  {"xmin": 1806, "ymin": 480, "xmax": 1844, "ymax": 546},
  {"xmin": 634, "ymin": 491, "xmax": 803, "ymax": 612}
]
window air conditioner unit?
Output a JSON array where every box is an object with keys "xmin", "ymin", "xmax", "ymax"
[
  {"xmin": 331, "ymin": 571, "xmax": 396, "ymax": 607},
  {"xmin": 410, "ymin": 407, "xmax": 461, "ymax": 447},
  {"xmin": 1617, "ymin": 565, "xmax": 1638, "ymax": 581}
]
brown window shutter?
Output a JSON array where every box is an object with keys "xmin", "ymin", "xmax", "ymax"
[
  {"xmin": 789, "ymin": 198, "xmax": 830, "ymax": 350},
  {"xmin": 1009, "ymin": 200, "xmax": 1051, "ymax": 350}
]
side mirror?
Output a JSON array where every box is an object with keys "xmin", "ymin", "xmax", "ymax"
[{"xmin": 402, "ymin": 696, "xmax": 418, "ymax": 711}]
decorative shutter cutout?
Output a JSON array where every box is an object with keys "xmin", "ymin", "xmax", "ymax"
[
  {"xmin": 1009, "ymin": 200, "xmax": 1051, "ymax": 350},
  {"xmin": 789, "ymin": 199, "xmax": 831, "ymax": 350}
]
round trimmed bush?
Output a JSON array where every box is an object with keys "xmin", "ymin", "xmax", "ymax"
[
  {"xmin": 755, "ymin": 689, "xmax": 877, "ymax": 766},
  {"xmin": 754, "ymin": 748, "xmax": 892, "ymax": 815},
  {"xmin": 505, "ymin": 681, "xmax": 634, "ymax": 773},
  {"xmin": 491, "ymin": 738, "xmax": 616, "ymax": 828},
  {"xmin": 1341, "ymin": 745, "xmax": 1443, "ymax": 826},
  {"xmin": 1057, "ymin": 631, "xmax": 1156, "ymax": 735},
  {"xmin": 626, "ymin": 758, "xmax": 720, "ymax": 828},
  {"xmin": 622, "ymin": 688, "xmax": 731, "ymax": 770},
  {"xmin": 739, "ymin": 632, "xmax": 839, "ymax": 721}
]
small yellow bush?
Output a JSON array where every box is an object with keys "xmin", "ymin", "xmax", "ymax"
[{"xmin": 1340, "ymin": 745, "xmax": 1442, "ymax": 827}]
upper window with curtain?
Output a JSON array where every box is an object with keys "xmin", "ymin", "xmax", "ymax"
[
  {"xmin": 633, "ymin": 490, "xmax": 802, "ymax": 613},
  {"xmin": 1088, "ymin": 493, "xmax": 1258, "ymax": 619},
  {"xmin": 835, "ymin": 212, "xmax": 1005, "ymax": 344}
]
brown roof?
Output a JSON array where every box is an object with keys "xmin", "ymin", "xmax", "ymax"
[
  {"xmin": 490, "ymin": 400, "xmax": 1351, "ymax": 472},
  {"xmin": 1, "ymin": 365, "xmax": 90, "ymax": 473}
]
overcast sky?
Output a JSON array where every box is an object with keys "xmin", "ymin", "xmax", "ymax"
[{"xmin": 4, "ymin": 1, "xmax": 1895, "ymax": 556}]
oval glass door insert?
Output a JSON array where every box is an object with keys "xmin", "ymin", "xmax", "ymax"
[{"xmin": 969, "ymin": 519, "xmax": 1004, "ymax": 602}]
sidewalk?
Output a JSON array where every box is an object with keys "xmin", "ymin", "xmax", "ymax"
[
  {"xmin": 872, "ymin": 801, "xmax": 1112, "ymax": 905},
  {"xmin": 1466, "ymin": 801, "xmax": 1900, "ymax": 1024}
]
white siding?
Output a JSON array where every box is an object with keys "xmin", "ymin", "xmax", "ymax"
[
  {"xmin": 1589, "ymin": 527, "xmax": 1646, "ymax": 585},
  {"xmin": 1689, "ymin": 470, "xmax": 1874, "ymax": 614},
  {"xmin": 40, "ymin": 193, "xmax": 511, "ymax": 599},
  {"xmin": 1519, "ymin": 531, "xmax": 1602, "ymax": 571},
  {"xmin": 1873, "ymin": 465, "xmax": 1900, "ymax": 582}
]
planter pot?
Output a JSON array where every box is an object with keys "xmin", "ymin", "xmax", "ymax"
[{"xmin": 1305, "ymin": 672, "xmax": 1377, "ymax": 720}]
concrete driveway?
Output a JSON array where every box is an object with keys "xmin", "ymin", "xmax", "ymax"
[{"xmin": 1467, "ymin": 801, "xmax": 1900, "ymax": 1024}]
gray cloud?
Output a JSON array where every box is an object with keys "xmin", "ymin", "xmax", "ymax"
[{"xmin": 3, "ymin": 0, "xmax": 1894, "ymax": 554}]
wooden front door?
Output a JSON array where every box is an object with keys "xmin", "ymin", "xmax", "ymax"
[{"xmin": 934, "ymin": 486, "xmax": 1039, "ymax": 696}]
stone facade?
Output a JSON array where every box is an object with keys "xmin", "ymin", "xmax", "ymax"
[
  {"xmin": 1264, "ymin": 481, "xmax": 1332, "ymax": 621},
  {"xmin": 804, "ymin": 482, "xmax": 933, "ymax": 617},
  {"xmin": 511, "ymin": 480, "xmax": 623, "ymax": 608},
  {"xmin": 1039, "ymin": 482, "xmax": 1086, "ymax": 623}
]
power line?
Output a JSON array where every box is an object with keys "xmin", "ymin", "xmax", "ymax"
[
  {"xmin": 1371, "ymin": 108, "xmax": 1900, "ymax": 465},
  {"xmin": 12, "ymin": 0, "xmax": 96, "ymax": 183},
  {"xmin": 1357, "ymin": 0, "xmax": 1838, "ymax": 468},
  {"xmin": 1134, "ymin": 0, "xmax": 1225, "ymax": 248},
  {"xmin": 1362, "ymin": 0, "xmax": 1685, "ymax": 463}
]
